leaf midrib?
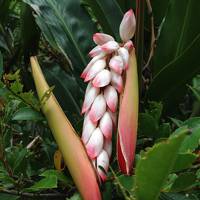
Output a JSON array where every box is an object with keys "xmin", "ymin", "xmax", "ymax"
[
  {"xmin": 48, "ymin": 0, "xmax": 87, "ymax": 66},
  {"xmin": 174, "ymin": 0, "xmax": 191, "ymax": 57}
]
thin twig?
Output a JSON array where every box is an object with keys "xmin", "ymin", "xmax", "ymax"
[
  {"xmin": 143, "ymin": 0, "xmax": 156, "ymax": 71},
  {"xmin": 109, "ymin": 167, "xmax": 135, "ymax": 200},
  {"xmin": 0, "ymin": 189, "xmax": 67, "ymax": 198}
]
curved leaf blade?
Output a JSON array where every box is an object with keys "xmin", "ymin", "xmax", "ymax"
[{"xmin": 135, "ymin": 128, "xmax": 188, "ymax": 200}]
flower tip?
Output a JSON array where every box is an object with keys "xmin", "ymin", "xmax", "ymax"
[
  {"xmin": 119, "ymin": 9, "xmax": 136, "ymax": 42},
  {"xmin": 127, "ymin": 9, "xmax": 134, "ymax": 16}
]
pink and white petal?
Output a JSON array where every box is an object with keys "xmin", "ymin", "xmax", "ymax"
[
  {"xmin": 96, "ymin": 150, "xmax": 109, "ymax": 181},
  {"xmin": 89, "ymin": 45, "xmax": 103, "ymax": 57},
  {"xmin": 81, "ymin": 86, "xmax": 100, "ymax": 114},
  {"xmin": 86, "ymin": 128, "xmax": 104, "ymax": 159},
  {"xmin": 89, "ymin": 94, "xmax": 106, "ymax": 122},
  {"xmin": 99, "ymin": 112, "xmax": 113, "ymax": 139},
  {"xmin": 101, "ymin": 41, "xmax": 119, "ymax": 54},
  {"xmin": 82, "ymin": 114, "xmax": 97, "ymax": 144},
  {"xmin": 118, "ymin": 47, "xmax": 129, "ymax": 70},
  {"xmin": 104, "ymin": 85, "xmax": 118, "ymax": 112},
  {"xmin": 109, "ymin": 55, "xmax": 124, "ymax": 74},
  {"xmin": 119, "ymin": 9, "xmax": 136, "ymax": 42},
  {"xmin": 84, "ymin": 59, "xmax": 106, "ymax": 82},
  {"xmin": 92, "ymin": 69, "xmax": 111, "ymax": 88},
  {"xmin": 111, "ymin": 70, "xmax": 123, "ymax": 93},
  {"xmin": 93, "ymin": 33, "xmax": 114, "ymax": 45},
  {"xmin": 103, "ymin": 138, "xmax": 112, "ymax": 158},
  {"xmin": 85, "ymin": 82, "xmax": 92, "ymax": 94},
  {"xmin": 117, "ymin": 50, "xmax": 138, "ymax": 174},
  {"xmin": 124, "ymin": 40, "xmax": 134, "ymax": 52},
  {"xmin": 81, "ymin": 53, "xmax": 106, "ymax": 78}
]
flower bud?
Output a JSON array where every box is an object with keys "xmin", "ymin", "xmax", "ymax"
[
  {"xmin": 89, "ymin": 94, "xmax": 106, "ymax": 122},
  {"xmin": 99, "ymin": 112, "xmax": 113, "ymax": 139},
  {"xmin": 93, "ymin": 33, "xmax": 114, "ymax": 45},
  {"xmin": 104, "ymin": 85, "xmax": 118, "ymax": 112},
  {"xmin": 92, "ymin": 69, "xmax": 111, "ymax": 88},
  {"xmin": 82, "ymin": 114, "xmax": 97, "ymax": 144},
  {"xmin": 81, "ymin": 53, "xmax": 105, "ymax": 79},
  {"xmin": 119, "ymin": 9, "xmax": 136, "ymax": 42},
  {"xmin": 96, "ymin": 150, "xmax": 109, "ymax": 181},
  {"xmin": 109, "ymin": 55, "xmax": 124, "ymax": 74},
  {"xmin": 81, "ymin": 86, "xmax": 100, "ymax": 114},
  {"xmin": 86, "ymin": 128, "xmax": 104, "ymax": 159},
  {"xmin": 84, "ymin": 59, "xmax": 106, "ymax": 82},
  {"xmin": 111, "ymin": 70, "xmax": 123, "ymax": 93},
  {"xmin": 89, "ymin": 45, "xmax": 103, "ymax": 57},
  {"xmin": 124, "ymin": 40, "xmax": 134, "ymax": 51},
  {"xmin": 118, "ymin": 47, "xmax": 129, "ymax": 69},
  {"xmin": 101, "ymin": 41, "xmax": 119, "ymax": 54}
]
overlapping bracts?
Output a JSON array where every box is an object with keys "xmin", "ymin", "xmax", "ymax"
[{"xmin": 81, "ymin": 9, "xmax": 136, "ymax": 181}]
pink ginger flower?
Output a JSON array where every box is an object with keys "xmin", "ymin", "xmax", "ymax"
[{"xmin": 81, "ymin": 9, "xmax": 137, "ymax": 181}]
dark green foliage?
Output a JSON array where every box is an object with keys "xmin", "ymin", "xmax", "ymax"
[{"xmin": 0, "ymin": 0, "xmax": 200, "ymax": 199}]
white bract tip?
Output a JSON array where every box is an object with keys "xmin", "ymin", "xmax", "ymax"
[
  {"xmin": 89, "ymin": 94, "xmax": 106, "ymax": 122},
  {"xmin": 111, "ymin": 70, "xmax": 123, "ymax": 93},
  {"xmin": 82, "ymin": 114, "xmax": 97, "ymax": 144},
  {"xmin": 124, "ymin": 40, "xmax": 134, "ymax": 51},
  {"xmin": 101, "ymin": 41, "xmax": 119, "ymax": 54},
  {"xmin": 118, "ymin": 47, "xmax": 129, "ymax": 70},
  {"xmin": 99, "ymin": 112, "xmax": 113, "ymax": 139},
  {"xmin": 96, "ymin": 150, "xmax": 109, "ymax": 181},
  {"xmin": 119, "ymin": 9, "xmax": 136, "ymax": 42},
  {"xmin": 92, "ymin": 69, "xmax": 111, "ymax": 88},
  {"xmin": 104, "ymin": 85, "xmax": 118, "ymax": 112},
  {"xmin": 81, "ymin": 53, "xmax": 105, "ymax": 78},
  {"xmin": 86, "ymin": 128, "xmax": 104, "ymax": 159},
  {"xmin": 81, "ymin": 86, "xmax": 100, "ymax": 114},
  {"xmin": 89, "ymin": 45, "xmax": 103, "ymax": 57},
  {"xmin": 109, "ymin": 55, "xmax": 124, "ymax": 74},
  {"xmin": 93, "ymin": 33, "xmax": 114, "ymax": 45},
  {"xmin": 84, "ymin": 59, "xmax": 106, "ymax": 82}
]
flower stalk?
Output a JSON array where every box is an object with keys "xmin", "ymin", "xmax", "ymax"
[
  {"xmin": 80, "ymin": 9, "xmax": 138, "ymax": 179},
  {"xmin": 30, "ymin": 57, "xmax": 101, "ymax": 200}
]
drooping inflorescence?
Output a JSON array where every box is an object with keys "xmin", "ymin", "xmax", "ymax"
[{"xmin": 81, "ymin": 9, "xmax": 136, "ymax": 181}]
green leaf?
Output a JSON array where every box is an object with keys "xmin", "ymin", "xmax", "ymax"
[
  {"xmin": 40, "ymin": 169, "xmax": 72, "ymax": 186},
  {"xmin": 0, "ymin": 193, "xmax": 19, "ymax": 200},
  {"xmin": 146, "ymin": 101, "xmax": 163, "ymax": 123},
  {"xmin": 66, "ymin": 193, "xmax": 82, "ymax": 200},
  {"xmin": 151, "ymin": 0, "xmax": 170, "ymax": 26},
  {"xmin": 12, "ymin": 107, "xmax": 43, "ymax": 121},
  {"xmin": 138, "ymin": 113, "xmax": 158, "ymax": 138},
  {"xmin": 160, "ymin": 193, "xmax": 199, "ymax": 200},
  {"xmin": 170, "ymin": 172, "xmax": 196, "ymax": 192},
  {"xmin": 43, "ymin": 64, "xmax": 82, "ymax": 122},
  {"xmin": 24, "ymin": 0, "xmax": 97, "ymax": 72},
  {"xmin": 81, "ymin": 0, "xmax": 123, "ymax": 40},
  {"xmin": 188, "ymin": 85, "xmax": 200, "ymax": 102},
  {"xmin": 173, "ymin": 153, "xmax": 197, "ymax": 172},
  {"xmin": 180, "ymin": 118, "xmax": 200, "ymax": 152},
  {"xmin": 0, "ymin": 51, "xmax": 3, "ymax": 78},
  {"xmin": 117, "ymin": 175, "xmax": 135, "ymax": 193},
  {"xmin": 158, "ymin": 123, "xmax": 171, "ymax": 138},
  {"xmin": 27, "ymin": 175, "xmax": 58, "ymax": 191},
  {"xmin": 148, "ymin": 0, "xmax": 200, "ymax": 112},
  {"xmin": 135, "ymin": 127, "xmax": 188, "ymax": 200}
]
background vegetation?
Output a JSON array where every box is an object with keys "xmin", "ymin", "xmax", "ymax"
[{"xmin": 0, "ymin": 0, "xmax": 199, "ymax": 199}]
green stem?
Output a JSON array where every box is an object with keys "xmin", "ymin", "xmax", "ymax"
[{"xmin": 135, "ymin": 0, "xmax": 145, "ymax": 96}]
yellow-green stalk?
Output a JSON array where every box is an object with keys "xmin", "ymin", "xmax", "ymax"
[{"xmin": 30, "ymin": 57, "xmax": 101, "ymax": 200}]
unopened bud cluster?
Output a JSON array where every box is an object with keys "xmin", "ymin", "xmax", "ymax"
[{"xmin": 81, "ymin": 9, "xmax": 136, "ymax": 181}]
